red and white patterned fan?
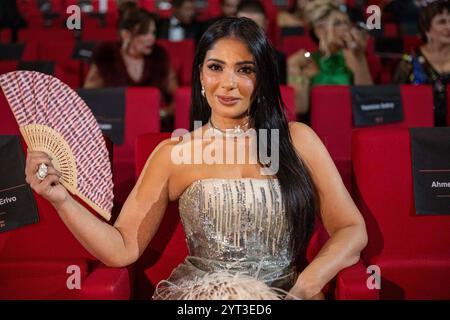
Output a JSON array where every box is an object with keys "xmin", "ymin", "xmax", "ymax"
[{"xmin": 0, "ymin": 71, "xmax": 113, "ymax": 221}]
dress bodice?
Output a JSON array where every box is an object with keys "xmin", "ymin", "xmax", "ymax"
[
  {"xmin": 153, "ymin": 178, "xmax": 297, "ymax": 299},
  {"xmin": 178, "ymin": 178, "xmax": 295, "ymax": 280}
]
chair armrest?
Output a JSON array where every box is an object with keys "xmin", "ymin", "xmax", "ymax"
[
  {"xmin": 78, "ymin": 263, "xmax": 133, "ymax": 300},
  {"xmin": 334, "ymin": 259, "xmax": 379, "ymax": 300}
]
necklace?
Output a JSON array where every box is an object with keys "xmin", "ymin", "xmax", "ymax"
[{"xmin": 208, "ymin": 118, "xmax": 251, "ymax": 137}]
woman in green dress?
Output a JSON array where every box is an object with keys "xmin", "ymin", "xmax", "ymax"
[{"xmin": 287, "ymin": 0, "xmax": 373, "ymax": 120}]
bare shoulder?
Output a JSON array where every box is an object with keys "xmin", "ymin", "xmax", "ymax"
[
  {"xmin": 147, "ymin": 136, "xmax": 178, "ymax": 162},
  {"xmin": 288, "ymin": 121, "xmax": 322, "ymax": 147},
  {"xmin": 141, "ymin": 128, "xmax": 204, "ymax": 176},
  {"xmin": 139, "ymin": 136, "xmax": 181, "ymax": 179},
  {"xmin": 288, "ymin": 122, "xmax": 329, "ymax": 168}
]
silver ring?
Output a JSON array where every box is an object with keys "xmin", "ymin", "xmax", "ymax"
[{"xmin": 36, "ymin": 163, "xmax": 48, "ymax": 181}]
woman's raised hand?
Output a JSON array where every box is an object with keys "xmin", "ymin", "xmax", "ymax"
[
  {"xmin": 25, "ymin": 151, "xmax": 69, "ymax": 206},
  {"xmin": 342, "ymin": 27, "xmax": 368, "ymax": 56}
]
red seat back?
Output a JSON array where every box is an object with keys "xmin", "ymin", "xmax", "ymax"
[
  {"xmin": 352, "ymin": 128, "xmax": 450, "ymax": 299},
  {"xmin": 0, "ymin": 88, "xmax": 20, "ymax": 135},
  {"xmin": 280, "ymin": 85, "xmax": 296, "ymax": 122},
  {"xmin": 310, "ymin": 85, "xmax": 434, "ymax": 191},
  {"xmin": 280, "ymin": 35, "xmax": 318, "ymax": 57},
  {"xmin": 156, "ymin": 39, "xmax": 194, "ymax": 86},
  {"xmin": 352, "ymin": 127, "xmax": 450, "ymax": 259},
  {"xmin": 81, "ymin": 28, "xmax": 118, "ymax": 42},
  {"xmin": 174, "ymin": 86, "xmax": 191, "ymax": 130},
  {"xmin": 113, "ymin": 87, "xmax": 161, "ymax": 207},
  {"xmin": 0, "ymin": 61, "xmax": 19, "ymax": 78}
]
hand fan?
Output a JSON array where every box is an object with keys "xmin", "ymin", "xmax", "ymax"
[{"xmin": 0, "ymin": 70, "xmax": 113, "ymax": 221}]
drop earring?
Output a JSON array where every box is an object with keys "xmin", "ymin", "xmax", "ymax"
[{"xmin": 201, "ymin": 86, "xmax": 205, "ymax": 97}]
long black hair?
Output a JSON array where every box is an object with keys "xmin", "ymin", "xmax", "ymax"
[{"xmin": 190, "ymin": 17, "xmax": 319, "ymax": 269}]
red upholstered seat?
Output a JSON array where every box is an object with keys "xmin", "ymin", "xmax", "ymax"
[
  {"xmin": 113, "ymin": 87, "xmax": 161, "ymax": 208},
  {"xmin": 37, "ymin": 40, "xmax": 83, "ymax": 89},
  {"xmin": 174, "ymin": 86, "xmax": 191, "ymax": 130},
  {"xmin": 310, "ymin": 85, "xmax": 434, "ymax": 193},
  {"xmin": 352, "ymin": 128, "xmax": 450, "ymax": 299},
  {"xmin": 134, "ymin": 132, "xmax": 377, "ymax": 300},
  {"xmin": 0, "ymin": 61, "xmax": 19, "ymax": 78},
  {"xmin": 156, "ymin": 39, "xmax": 195, "ymax": 86},
  {"xmin": 280, "ymin": 34, "xmax": 318, "ymax": 58},
  {"xmin": 0, "ymin": 97, "xmax": 132, "ymax": 299},
  {"xmin": 81, "ymin": 28, "xmax": 118, "ymax": 42},
  {"xmin": 280, "ymin": 85, "xmax": 297, "ymax": 122},
  {"xmin": 0, "ymin": 89, "xmax": 21, "ymax": 135}
]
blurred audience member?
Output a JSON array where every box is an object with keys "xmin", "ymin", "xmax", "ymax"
[
  {"xmin": 393, "ymin": 0, "xmax": 450, "ymax": 126},
  {"xmin": 384, "ymin": 0, "xmax": 421, "ymax": 24},
  {"xmin": 287, "ymin": 0, "xmax": 372, "ymax": 117},
  {"xmin": 201, "ymin": 0, "xmax": 241, "ymax": 39},
  {"xmin": 331, "ymin": 0, "xmax": 365, "ymax": 24},
  {"xmin": 84, "ymin": 2, "xmax": 178, "ymax": 129},
  {"xmin": 220, "ymin": 0, "xmax": 241, "ymax": 17},
  {"xmin": 236, "ymin": 0, "xmax": 287, "ymax": 84},
  {"xmin": 277, "ymin": 0, "xmax": 308, "ymax": 28},
  {"xmin": 156, "ymin": 0, "xmax": 201, "ymax": 42}
]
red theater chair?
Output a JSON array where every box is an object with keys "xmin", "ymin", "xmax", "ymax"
[
  {"xmin": 280, "ymin": 85, "xmax": 297, "ymax": 122},
  {"xmin": 352, "ymin": 128, "xmax": 450, "ymax": 299},
  {"xmin": 133, "ymin": 132, "xmax": 378, "ymax": 300},
  {"xmin": 81, "ymin": 28, "xmax": 118, "ymax": 42},
  {"xmin": 0, "ymin": 61, "xmax": 19, "ymax": 76},
  {"xmin": 37, "ymin": 40, "xmax": 83, "ymax": 89},
  {"xmin": 113, "ymin": 87, "xmax": 161, "ymax": 208},
  {"xmin": 0, "ymin": 94, "xmax": 133, "ymax": 300},
  {"xmin": 310, "ymin": 85, "xmax": 434, "ymax": 193},
  {"xmin": 174, "ymin": 86, "xmax": 191, "ymax": 130},
  {"xmin": 156, "ymin": 39, "xmax": 195, "ymax": 86},
  {"xmin": 280, "ymin": 34, "xmax": 318, "ymax": 58}
]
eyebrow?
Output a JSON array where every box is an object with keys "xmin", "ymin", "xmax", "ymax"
[{"xmin": 206, "ymin": 58, "xmax": 255, "ymax": 66}]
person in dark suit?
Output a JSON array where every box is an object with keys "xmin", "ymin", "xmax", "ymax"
[
  {"xmin": 156, "ymin": 0, "xmax": 202, "ymax": 42},
  {"xmin": 236, "ymin": 0, "xmax": 287, "ymax": 84},
  {"xmin": 0, "ymin": 0, "xmax": 27, "ymax": 42}
]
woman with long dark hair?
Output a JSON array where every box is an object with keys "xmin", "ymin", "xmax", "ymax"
[{"xmin": 24, "ymin": 17, "xmax": 367, "ymax": 300}]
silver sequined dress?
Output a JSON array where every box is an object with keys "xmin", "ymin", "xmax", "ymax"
[{"xmin": 152, "ymin": 178, "xmax": 297, "ymax": 299}]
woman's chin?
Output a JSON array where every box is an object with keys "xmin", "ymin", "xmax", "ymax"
[{"xmin": 212, "ymin": 106, "xmax": 247, "ymax": 119}]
